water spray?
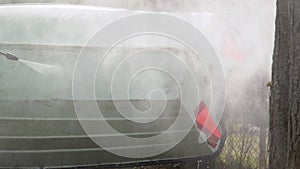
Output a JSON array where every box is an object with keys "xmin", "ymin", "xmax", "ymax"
[{"xmin": 0, "ymin": 51, "xmax": 59, "ymax": 73}]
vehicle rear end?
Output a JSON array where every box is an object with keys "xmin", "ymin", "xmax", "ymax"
[{"xmin": 0, "ymin": 4, "xmax": 225, "ymax": 168}]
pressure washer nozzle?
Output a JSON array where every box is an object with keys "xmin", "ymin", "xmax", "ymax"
[{"xmin": 5, "ymin": 52, "xmax": 19, "ymax": 61}]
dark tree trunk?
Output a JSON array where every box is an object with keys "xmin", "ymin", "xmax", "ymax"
[
  {"xmin": 270, "ymin": 0, "xmax": 300, "ymax": 169},
  {"xmin": 287, "ymin": 1, "xmax": 300, "ymax": 168}
]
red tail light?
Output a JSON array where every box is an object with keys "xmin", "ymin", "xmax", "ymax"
[{"xmin": 195, "ymin": 101, "xmax": 221, "ymax": 148}]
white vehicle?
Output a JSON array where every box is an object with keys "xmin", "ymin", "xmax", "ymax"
[{"xmin": 0, "ymin": 4, "xmax": 225, "ymax": 168}]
